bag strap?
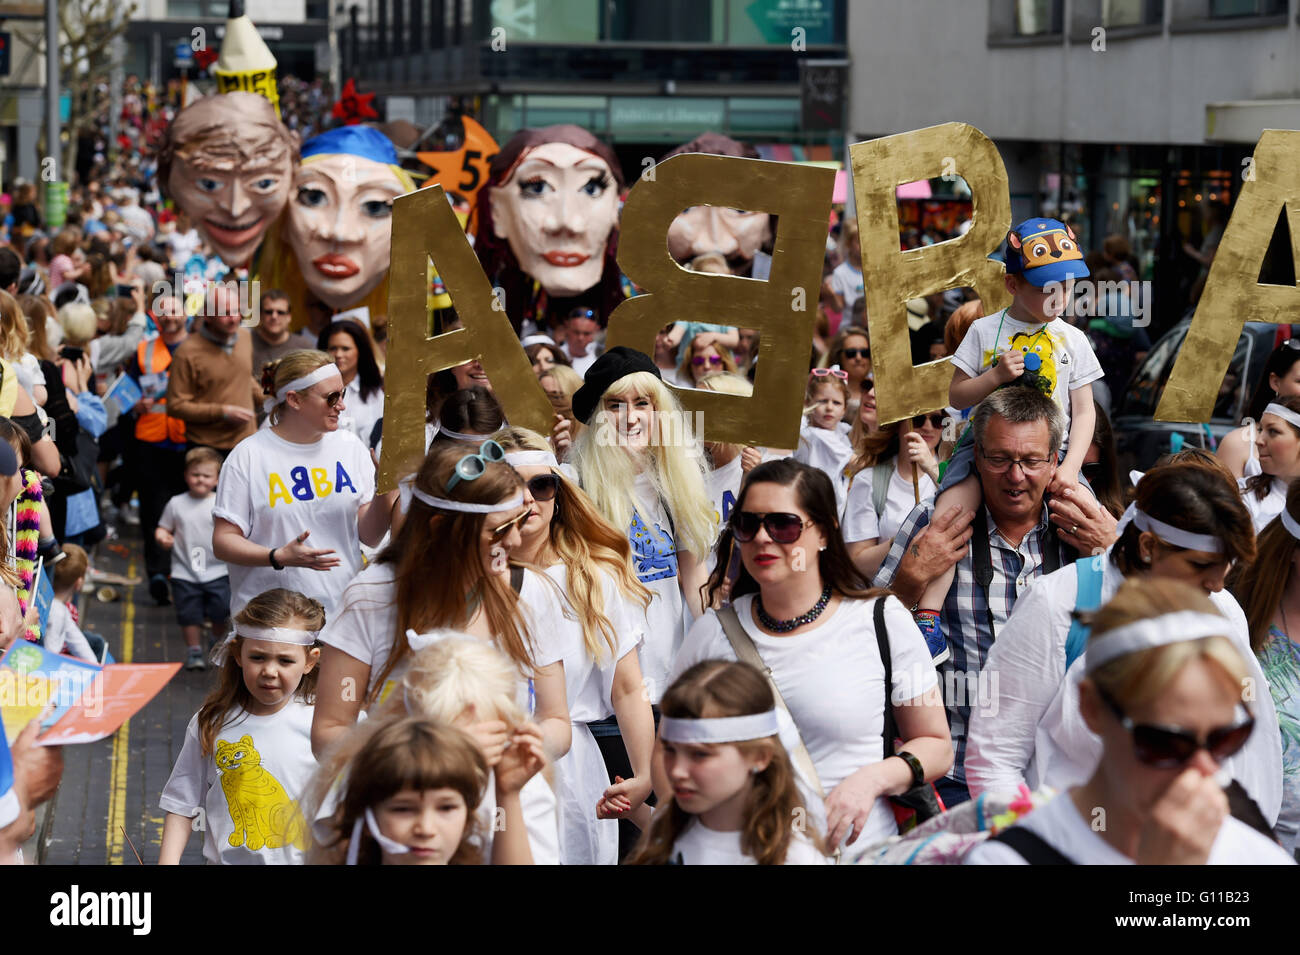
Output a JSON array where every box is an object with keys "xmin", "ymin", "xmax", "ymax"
[
  {"xmin": 991, "ymin": 826, "xmax": 1075, "ymax": 865},
  {"xmin": 509, "ymin": 564, "xmax": 525, "ymax": 595},
  {"xmin": 872, "ymin": 596, "xmax": 898, "ymax": 758},
  {"xmin": 970, "ymin": 507, "xmax": 998, "ymax": 642},
  {"xmin": 871, "ymin": 460, "xmax": 892, "ymax": 521},
  {"xmin": 718, "ymin": 605, "xmax": 825, "ymax": 800},
  {"xmin": 1064, "ymin": 556, "xmax": 1103, "ymax": 672}
]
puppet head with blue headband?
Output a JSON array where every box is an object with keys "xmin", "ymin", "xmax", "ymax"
[{"xmin": 279, "ymin": 125, "xmax": 418, "ymax": 314}]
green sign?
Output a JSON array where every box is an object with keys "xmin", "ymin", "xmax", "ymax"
[
  {"xmin": 44, "ymin": 180, "xmax": 69, "ymax": 230},
  {"xmin": 610, "ymin": 97, "xmax": 726, "ymax": 139},
  {"xmin": 731, "ymin": 0, "xmax": 836, "ymax": 45}
]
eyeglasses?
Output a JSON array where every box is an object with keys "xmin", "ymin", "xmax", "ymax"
[
  {"xmin": 446, "ymin": 439, "xmax": 506, "ymax": 492},
  {"xmin": 526, "ymin": 473, "xmax": 560, "ymax": 502},
  {"xmin": 978, "ymin": 446, "xmax": 1052, "ymax": 474},
  {"xmin": 1097, "ymin": 686, "xmax": 1254, "ymax": 769},
  {"xmin": 913, "ymin": 413, "xmax": 945, "ymax": 428},
  {"xmin": 693, "ymin": 355, "xmax": 723, "ymax": 367},
  {"xmin": 860, "ymin": 378, "xmax": 875, "ymax": 393},
  {"xmin": 308, "ymin": 388, "xmax": 344, "ymax": 409},
  {"xmin": 488, "ymin": 508, "xmax": 531, "ymax": 540},
  {"xmin": 731, "ymin": 511, "xmax": 815, "ymax": 544},
  {"xmin": 842, "ymin": 348, "xmax": 870, "ymax": 360},
  {"xmin": 810, "ymin": 367, "xmax": 848, "ymax": 380}
]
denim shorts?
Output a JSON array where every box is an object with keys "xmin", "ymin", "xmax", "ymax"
[{"xmin": 171, "ymin": 577, "xmax": 231, "ymax": 627}]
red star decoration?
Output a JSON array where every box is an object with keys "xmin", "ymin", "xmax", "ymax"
[
  {"xmin": 193, "ymin": 47, "xmax": 218, "ymax": 70},
  {"xmin": 331, "ymin": 78, "xmax": 377, "ymax": 125}
]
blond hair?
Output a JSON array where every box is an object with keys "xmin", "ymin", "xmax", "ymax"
[
  {"xmin": 696, "ymin": 372, "xmax": 754, "ymax": 461},
  {"xmin": 494, "ymin": 426, "xmax": 650, "ymax": 662},
  {"xmin": 544, "ymin": 363, "xmax": 584, "ymax": 399},
  {"xmin": 261, "ymin": 348, "xmax": 334, "ymax": 425},
  {"xmin": 569, "ymin": 371, "xmax": 716, "ymax": 559},
  {"xmin": 1082, "ymin": 578, "xmax": 1248, "ymax": 710},
  {"xmin": 57, "ymin": 302, "xmax": 96, "ymax": 347},
  {"xmin": 0, "ymin": 291, "xmax": 31, "ymax": 360}
]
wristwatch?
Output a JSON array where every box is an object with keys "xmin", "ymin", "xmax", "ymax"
[
  {"xmin": 893, "ymin": 750, "xmax": 925, "ymax": 789},
  {"xmin": 268, "ymin": 547, "xmax": 284, "ymax": 571}
]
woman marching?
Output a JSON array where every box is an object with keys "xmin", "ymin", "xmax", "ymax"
[{"xmin": 212, "ymin": 350, "xmax": 397, "ymax": 619}]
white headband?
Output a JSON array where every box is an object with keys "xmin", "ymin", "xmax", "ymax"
[
  {"xmin": 520, "ymin": 334, "xmax": 556, "ymax": 348},
  {"xmin": 211, "ymin": 624, "xmax": 320, "ymax": 665},
  {"xmin": 1264, "ymin": 402, "xmax": 1300, "ymax": 431},
  {"xmin": 1132, "ymin": 508, "xmax": 1224, "ymax": 554},
  {"xmin": 1282, "ymin": 507, "xmax": 1300, "ymax": 541},
  {"xmin": 504, "ymin": 450, "xmax": 558, "ymax": 468},
  {"xmin": 659, "ymin": 711, "xmax": 781, "ymax": 744},
  {"xmin": 263, "ymin": 363, "xmax": 341, "ymax": 413},
  {"xmin": 409, "ymin": 485, "xmax": 525, "ymax": 514},
  {"xmin": 346, "ymin": 808, "xmax": 411, "ymax": 865},
  {"xmin": 1085, "ymin": 611, "xmax": 1231, "ymax": 674},
  {"xmin": 432, "ymin": 422, "xmax": 484, "ymax": 443}
]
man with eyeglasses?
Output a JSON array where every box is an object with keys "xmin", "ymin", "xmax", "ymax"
[
  {"xmin": 873, "ymin": 387, "xmax": 1118, "ymax": 808},
  {"xmin": 251, "ymin": 289, "xmax": 314, "ymax": 400}
]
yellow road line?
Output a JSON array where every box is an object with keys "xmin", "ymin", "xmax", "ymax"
[{"xmin": 106, "ymin": 561, "xmax": 136, "ymax": 865}]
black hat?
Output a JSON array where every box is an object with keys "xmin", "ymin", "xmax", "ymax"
[{"xmin": 571, "ymin": 346, "xmax": 661, "ymax": 425}]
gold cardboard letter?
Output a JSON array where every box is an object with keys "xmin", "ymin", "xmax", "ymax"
[
  {"xmin": 381, "ymin": 185, "xmax": 552, "ymax": 492},
  {"xmin": 607, "ymin": 154, "xmax": 834, "ymax": 448},
  {"xmin": 1156, "ymin": 130, "xmax": 1300, "ymax": 423},
  {"xmin": 849, "ymin": 122, "xmax": 1012, "ymax": 426}
]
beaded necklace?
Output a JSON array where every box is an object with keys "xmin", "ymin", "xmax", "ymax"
[{"xmin": 756, "ymin": 585, "xmax": 833, "ymax": 633}]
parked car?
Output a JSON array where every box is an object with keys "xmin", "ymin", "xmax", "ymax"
[{"xmin": 1113, "ymin": 317, "xmax": 1294, "ymax": 474}]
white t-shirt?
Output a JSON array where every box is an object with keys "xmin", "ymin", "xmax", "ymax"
[
  {"xmin": 213, "ymin": 428, "xmax": 375, "ymax": 619},
  {"xmin": 843, "ymin": 457, "xmax": 937, "ymax": 545},
  {"xmin": 340, "ymin": 377, "xmax": 385, "ymax": 449},
  {"xmin": 670, "ymin": 593, "xmax": 938, "ymax": 861},
  {"xmin": 562, "ymin": 343, "xmax": 599, "ymax": 378},
  {"xmin": 668, "ymin": 818, "xmax": 829, "ymax": 865},
  {"xmin": 159, "ymin": 700, "xmax": 318, "ymax": 865},
  {"xmin": 964, "ymin": 551, "xmax": 1284, "ymax": 827},
  {"xmin": 628, "ymin": 475, "xmax": 691, "ymax": 705},
  {"xmin": 1238, "ymin": 475, "xmax": 1286, "ymax": 534},
  {"xmin": 793, "ymin": 423, "xmax": 853, "ymax": 512},
  {"xmin": 159, "ymin": 490, "xmax": 228, "ymax": 584},
  {"xmin": 965, "ymin": 789, "xmax": 1294, "ymax": 865},
  {"xmin": 950, "ymin": 308, "xmax": 1103, "ymax": 448},
  {"xmin": 167, "ymin": 228, "xmax": 203, "ymax": 266},
  {"xmin": 45, "ymin": 599, "xmax": 97, "ymax": 662},
  {"xmin": 320, "ymin": 561, "xmax": 568, "ymax": 706},
  {"xmin": 829, "ymin": 261, "xmax": 864, "ymax": 314}
]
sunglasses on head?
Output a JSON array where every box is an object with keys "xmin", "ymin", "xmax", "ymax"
[
  {"xmin": 810, "ymin": 367, "xmax": 848, "ymax": 380},
  {"xmin": 731, "ymin": 510, "xmax": 815, "ymax": 544},
  {"xmin": 1097, "ymin": 686, "xmax": 1253, "ymax": 769},
  {"xmin": 446, "ymin": 439, "xmax": 506, "ymax": 492},
  {"xmin": 569, "ymin": 308, "xmax": 597, "ymax": 321},
  {"xmin": 913, "ymin": 412, "xmax": 944, "ymax": 428},
  {"xmin": 693, "ymin": 355, "xmax": 723, "ymax": 366},
  {"xmin": 526, "ymin": 473, "xmax": 560, "ymax": 502},
  {"xmin": 843, "ymin": 348, "xmax": 870, "ymax": 359}
]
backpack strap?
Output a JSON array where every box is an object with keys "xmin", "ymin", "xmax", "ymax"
[
  {"xmin": 1064, "ymin": 556, "xmax": 1104, "ymax": 672},
  {"xmin": 718, "ymin": 605, "xmax": 825, "ymax": 800},
  {"xmin": 509, "ymin": 564, "xmax": 525, "ymax": 595},
  {"xmin": 990, "ymin": 826, "xmax": 1075, "ymax": 865},
  {"xmin": 873, "ymin": 597, "xmax": 898, "ymax": 756},
  {"xmin": 871, "ymin": 460, "xmax": 892, "ymax": 522}
]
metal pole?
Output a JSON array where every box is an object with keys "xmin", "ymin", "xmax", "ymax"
[{"xmin": 45, "ymin": 0, "xmax": 59, "ymax": 178}]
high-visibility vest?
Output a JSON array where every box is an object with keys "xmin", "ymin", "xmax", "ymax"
[{"xmin": 133, "ymin": 338, "xmax": 186, "ymax": 444}]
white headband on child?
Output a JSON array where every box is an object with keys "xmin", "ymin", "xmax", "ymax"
[
  {"xmin": 408, "ymin": 485, "xmax": 525, "ymax": 514},
  {"xmin": 237, "ymin": 624, "xmax": 320, "ymax": 645},
  {"xmin": 1084, "ymin": 611, "xmax": 1232, "ymax": 674},
  {"xmin": 432, "ymin": 422, "xmax": 484, "ymax": 443},
  {"xmin": 346, "ymin": 808, "xmax": 411, "ymax": 865},
  {"xmin": 263, "ymin": 363, "xmax": 341, "ymax": 413},
  {"xmin": 659, "ymin": 711, "xmax": 781, "ymax": 744},
  {"xmin": 1282, "ymin": 507, "xmax": 1300, "ymax": 541},
  {"xmin": 1264, "ymin": 402, "xmax": 1300, "ymax": 431},
  {"xmin": 504, "ymin": 450, "xmax": 558, "ymax": 468},
  {"xmin": 1132, "ymin": 509, "xmax": 1224, "ymax": 554}
]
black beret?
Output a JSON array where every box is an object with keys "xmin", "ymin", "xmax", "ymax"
[{"xmin": 571, "ymin": 346, "xmax": 662, "ymax": 425}]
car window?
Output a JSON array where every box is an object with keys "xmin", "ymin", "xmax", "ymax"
[{"xmin": 1123, "ymin": 325, "xmax": 1187, "ymax": 417}]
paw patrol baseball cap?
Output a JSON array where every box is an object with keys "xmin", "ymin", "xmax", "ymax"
[{"xmin": 1003, "ymin": 217, "xmax": 1089, "ymax": 288}]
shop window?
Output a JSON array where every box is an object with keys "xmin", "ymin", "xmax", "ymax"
[
  {"xmin": 1102, "ymin": 0, "xmax": 1163, "ymax": 26},
  {"xmin": 1015, "ymin": 0, "xmax": 1064, "ymax": 34},
  {"xmin": 1209, "ymin": 0, "xmax": 1286, "ymax": 15}
]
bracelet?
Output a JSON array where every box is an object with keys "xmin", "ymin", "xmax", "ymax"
[
  {"xmin": 893, "ymin": 751, "xmax": 926, "ymax": 789},
  {"xmin": 268, "ymin": 547, "xmax": 284, "ymax": 571}
]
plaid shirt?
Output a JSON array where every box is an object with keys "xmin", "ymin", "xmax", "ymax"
[{"xmin": 873, "ymin": 501, "xmax": 1069, "ymax": 784}]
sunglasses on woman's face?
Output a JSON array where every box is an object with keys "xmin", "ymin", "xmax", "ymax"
[
  {"xmin": 860, "ymin": 378, "xmax": 875, "ymax": 394},
  {"xmin": 1097, "ymin": 686, "xmax": 1254, "ymax": 769},
  {"xmin": 1081, "ymin": 461, "xmax": 1105, "ymax": 482},
  {"xmin": 731, "ymin": 510, "xmax": 815, "ymax": 544},
  {"xmin": 913, "ymin": 413, "xmax": 944, "ymax": 428},
  {"xmin": 526, "ymin": 473, "xmax": 560, "ymax": 502},
  {"xmin": 312, "ymin": 389, "xmax": 344, "ymax": 409},
  {"xmin": 693, "ymin": 355, "xmax": 723, "ymax": 367},
  {"xmin": 488, "ymin": 509, "xmax": 531, "ymax": 540},
  {"xmin": 843, "ymin": 348, "xmax": 870, "ymax": 360}
]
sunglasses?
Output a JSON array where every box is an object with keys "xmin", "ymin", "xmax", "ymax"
[
  {"xmin": 731, "ymin": 511, "xmax": 815, "ymax": 544},
  {"xmin": 526, "ymin": 473, "xmax": 560, "ymax": 502},
  {"xmin": 693, "ymin": 355, "xmax": 723, "ymax": 367},
  {"xmin": 1081, "ymin": 461, "xmax": 1105, "ymax": 482},
  {"xmin": 860, "ymin": 378, "xmax": 875, "ymax": 393},
  {"xmin": 446, "ymin": 439, "xmax": 506, "ymax": 492},
  {"xmin": 263, "ymin": 307, "xmax": 290, "ymax": 315},
  {"xmin": 488, "ymin": 509, "xmax": 531, "ymax": 540},
  {"xmin": 810, "ymin": 367, "xmax": 848, "ymax": 380},
  {"xmin": 1097, "ymin": 686, "xmax": 1254, "ymax": 769},
  {"xmin": 913, "ymin": 413, "xmax": 945, "ymax": 428},
  {"xmin": 843, "ymin": 348, "xmax": 870, "ymax": 359},
  {"xmin": 311, "ymin": 388, "xmax": 344, "ymax": 409}
]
